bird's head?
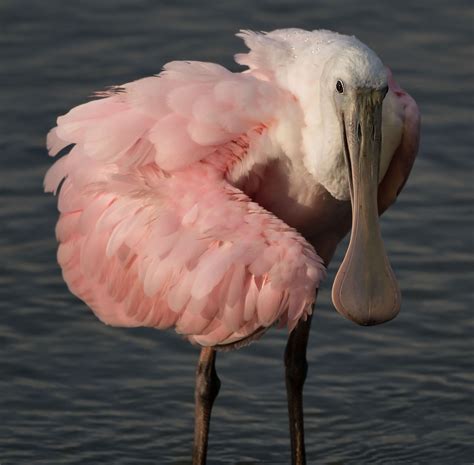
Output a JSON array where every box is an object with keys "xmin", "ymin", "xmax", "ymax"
[{"xmin": 236, "ymin": 29, "xmax": 402, "ymax": 326}]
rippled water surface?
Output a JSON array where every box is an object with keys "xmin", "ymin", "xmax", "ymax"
[{"xmin": 1, "ymin": 1, "xmax": 473, "ymax": 464}]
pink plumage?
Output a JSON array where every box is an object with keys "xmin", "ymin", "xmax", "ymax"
[
  {"xmin": 44, "ymin": 29, "xmax": 422, "ymax": 464},
  {"xmin": 45, "ymin": 60, "xmax": 326, "ymax": 347}
]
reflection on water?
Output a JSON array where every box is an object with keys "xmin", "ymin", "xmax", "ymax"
[{"xmin": 1, "ymin": 0, "xmax": 473, "ymax": 464}]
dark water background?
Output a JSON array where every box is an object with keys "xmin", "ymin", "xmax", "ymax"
[{"xmin": 1, "ymin": 1, "xmax": 473, "ymax": 464}]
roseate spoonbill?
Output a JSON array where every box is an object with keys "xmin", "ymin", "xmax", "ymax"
[{"xmin": 45, "ymin": 28, "xmax": 420, "ymax": 465}]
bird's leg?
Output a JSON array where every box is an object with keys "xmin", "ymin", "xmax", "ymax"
[
  {"xmin": 192, "ymin": 347, "xmax": 220, "ymax": 465},
  {"xmin": 285, "ymin": 309, "xmax": 314, "ymax": 465}
]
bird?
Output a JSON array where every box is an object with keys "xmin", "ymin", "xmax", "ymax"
[{"xmin": 44, "ymin": 28, "xmax": 420, "ymax": 465}]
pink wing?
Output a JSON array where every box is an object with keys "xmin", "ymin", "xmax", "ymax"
[{"xmin": 45, "ymin": 61, "xmax": 325, "ymax": 347}]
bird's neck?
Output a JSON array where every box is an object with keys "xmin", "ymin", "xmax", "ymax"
[{"xmin": 227, "ymin": 121, "xmax": 352, "ymax": 264}]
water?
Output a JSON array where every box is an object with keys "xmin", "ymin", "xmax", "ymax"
[{"xmin": 1, "ymin": 1, "xmax": 473, "ymax": 464}]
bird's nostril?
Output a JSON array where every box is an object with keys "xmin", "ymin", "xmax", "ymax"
[{"xmin": 357, "ymin": 123, "xmax": 362, "ymax": 141}]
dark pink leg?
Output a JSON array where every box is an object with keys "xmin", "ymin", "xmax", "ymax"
[
  {"xmin": 285, "ymin": 312, "xmax": 314, "ymax": 465},
  {"xmin": 192, "ymin": 347, "xmax": 220, "ymax": 465}
]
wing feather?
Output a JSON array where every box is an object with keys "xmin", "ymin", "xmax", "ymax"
[{"xmin": 45, "ymin": 60, "xmax": 325, "ymax": 347}]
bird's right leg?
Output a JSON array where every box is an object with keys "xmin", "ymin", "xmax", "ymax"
[
  {"xmin": 192, "ymin": 347, "xmax": 220, "ymax": 465},
  {"xmin": 285, "ymin": 306, "xmax": 315, "ymax": 465}
]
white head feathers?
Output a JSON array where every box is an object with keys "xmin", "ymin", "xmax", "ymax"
[{"xmin": 235, "ymin": 29, "xmax": 390, "ymax": 200}]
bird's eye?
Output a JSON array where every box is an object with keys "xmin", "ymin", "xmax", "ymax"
[{"xmin": 336, "ymin": 80, "xmax": 344, "ymax": 94}]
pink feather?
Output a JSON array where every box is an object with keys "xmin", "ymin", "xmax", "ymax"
[{"xmin": 44, "ymin": 59, "xmax": 326, "ymax": 347}]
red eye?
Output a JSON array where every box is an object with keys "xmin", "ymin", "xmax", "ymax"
[{"xmin": 336, "ymin": 80, "xmax": 344, "ymax": 93}]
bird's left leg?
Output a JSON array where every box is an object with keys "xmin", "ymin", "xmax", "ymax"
[
  {"xmin": 192, "ymin": 347, "xmax": 220, "ymax": 465},
  {"xmin": 285, "ymin": 303, "xmax": 315, "ymax": 465}
]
